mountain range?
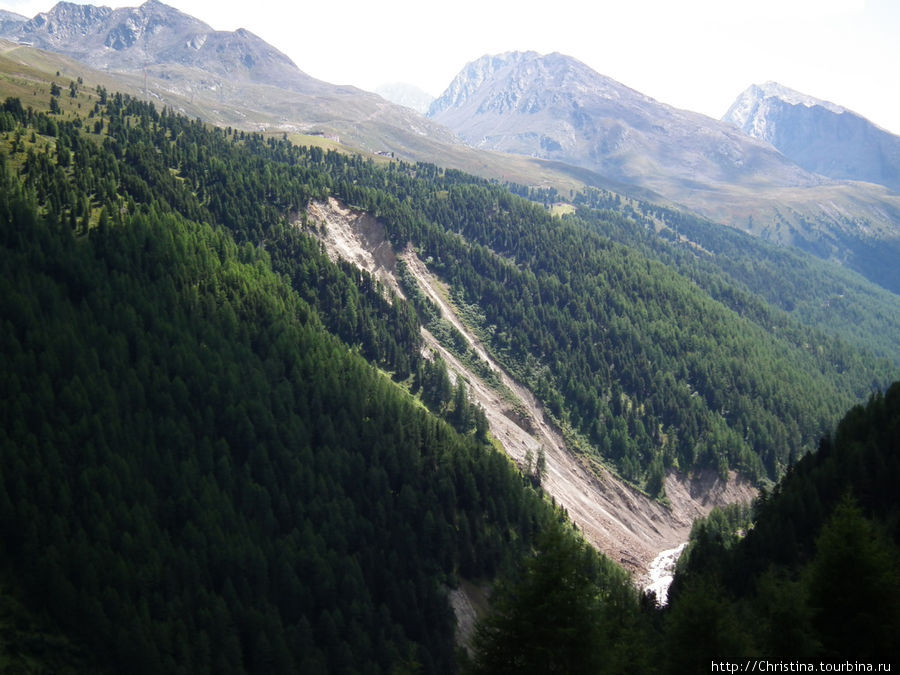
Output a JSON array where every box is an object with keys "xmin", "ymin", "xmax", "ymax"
[
  {"xmin": 428, "ymin": 51, "xmax": 818, "ymax": 192},
  {"xmin": 3, "ymin": 4, "xmax": 899, "ymax": 293},
  {"xmin": 0, "ymin": 0, "xmax": 478, "ymax": 163},
  {"xmin": 2, "ymin": 2, "xmax": 899, "ymax": 293},
  {"xmin": 1, "ymin": 1, "xmax": 899, "ymax": 286},
  {"xmin": 426, "ymin": 50, "xmax": 900, "ymax": 292},
  {"xmin": 376, "ymin": 82, "xmax": 435, "ymax": 115},
  {"xmin": 5, "ymin": 0, "xmax": 308, "ymax": 90}
]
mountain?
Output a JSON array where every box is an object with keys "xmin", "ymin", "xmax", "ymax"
[
  {"xmin": 0, "ymin": 1, "xmax": 474, "ymax": 161},
  {"xmin": 429, "ymin": 51, "xmax": 900, "ymax": 294},
  {"xmin": 0, "ymin": 9, "xmax": 26, "ymax": 33},
  {"xmin": 723, "ymin": 81, "xmax": 900, "ymax": 193},
  {"xmin": 467, "ymin": 381, "xmax": 900, "ymax": 670},
  {"xmin": 7, "ymin": 6, "xmax": 900, "ymax": 296},
  {"xmin": 375, "ymin": 82, "xmax": 434, "ymax": 115},
  {"xmin": 0, "ymin": 3, "xmax": 632, "ymax": 203},
  {"xmin": 0, "ymin": 85, "xmax": 585, "ymax": 674},
  {"xmin": 428, "ymin": 51, "xmax": 817, "ymax": 192},
  {"xmin": 4, "ymin": 0, "xmax": 305, "ymax": 90},
  {"xmin": 2, "ymin": 46, "xmax": 899, "ymax": 669}
]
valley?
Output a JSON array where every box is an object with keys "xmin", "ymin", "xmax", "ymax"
[{"xmin": 0, "ymin": 1, "xmax": 898, "ymax": 670}]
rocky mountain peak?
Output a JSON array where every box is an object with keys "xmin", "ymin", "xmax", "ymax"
[
  {"xmin": 0, "ymin": 9, "xmax": 27, "ymax": 33},
  {"xmin": 723, "ymin": 82, "xmax": 900, "ymax": 191},
  {"xmin": 724, "ymin": 81, "xmax": 846, "ymax": 142},
  {"xmin": 428, "ymin": 51, "xmax": 640, "ymax": 119},
  {"xmin": 428, "ymin": 51, "xmax": 536, "ymax": 116},
  {"xmin": 0, "ymin": 0, "xmax": 311, "ymax": 90},
  {"xmin": 20, "ymin": 2, "xmax": 112, "ymax": 44}
]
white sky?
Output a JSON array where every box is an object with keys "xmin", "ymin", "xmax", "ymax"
[{"xmin": 4, "ymin": 0, "xmax": 899, "ymax": 134}]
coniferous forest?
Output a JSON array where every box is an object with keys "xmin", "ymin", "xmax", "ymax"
[{"xmin": 1, "ymin": 89, "xmax": 899, "ymax": 671}]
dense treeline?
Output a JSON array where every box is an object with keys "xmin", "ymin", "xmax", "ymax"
[
  {"xmin": 666, "ymin": 381, "xmax": 900, "ymax": 668},
  {"xmin": 7, "ymin": 90, "xmax": 895, "ymax": 493},
  {"xmin": 332, "ymin": 180, "xmax": 890, "ymax": 485},
  {"xmin": 572, "ymin": 187, "xmax": 900, "ymax": 367},
  {"xmin": 0, "ymin": 111, "xmax": 565, "ymax": 671},
  {"xmin": 463, "ymin": 521, "xmax": 655, "ymax": 675}
]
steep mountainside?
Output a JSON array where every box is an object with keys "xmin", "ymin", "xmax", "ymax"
[
  {"xmin": 667, "ymin": 382, "xmax": 900, "ymax": 666},
  {"xmin": 466, "ymin": 383, "xmax": 900, "ymax": 670},
  {"xmin": 305, "ymin": 197, "xmax": 759, "ymax": 582},
  {"xmin": 2, "ymin": 51, "xmax": 898, "ymax": 670},
  {"xmin": 0, "ymin": 9, "xmax": 26, "ymax": 33},
  {"xmin": 0, "ymin": 90, "xmax": 588, "ymax": 675},
  {"xmin": 8, "ymin": 8, "xmax": 900, "ymax": 295},
  {"xmin": 724, "ymin": 82, "xmax": 900, "ymax": 192},
  {"xmin": 4, "ymin": 0, "xmax": 304, "ymax": 90}
]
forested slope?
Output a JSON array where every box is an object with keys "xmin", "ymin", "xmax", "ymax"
[
  {"xmin": 665, "ymin": 382, "xmax": 900, "ymax": 668},
  {"xmin": 566, "ymin": 187, "xmax": 900, "ymax": 367},
  {"xmin": 463, "ymin": 382, "xmax": 900, "ymax": 672},
  {"xmin": 2, "ymin": 84, "xmax": 898, "ymax": 670},
  {"xmin": 0, "ymin": 101, "xmax": 574, "ymax": 672}
]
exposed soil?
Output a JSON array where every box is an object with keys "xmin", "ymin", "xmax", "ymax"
[
  {"xmin": 306, "ymin": 199, "xmax": 404, "ymax": 299},
  {"xmin": 302, "ymin": 197, "xmax": 757, "ymax": 586}
]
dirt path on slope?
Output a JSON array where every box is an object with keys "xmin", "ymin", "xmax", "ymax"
[{"xmin": 303, "ymin": 198, "xmax": 756, "ymax": 583}]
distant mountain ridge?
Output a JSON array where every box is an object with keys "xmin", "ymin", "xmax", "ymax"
[
  {"xmin": 0, "ymin": 9, "xmax": 26, "ymax": 33},
  {"xmin": 3, "ymin": 0, "xmax": 313, "ymax": 92},
  {"xmin": 427, "ymin": 51, "xmax": 820, "ymax": 192},
  {"xmin": 0, "ymin": 0, "xmax": 476, "ymax": 162},
  {"xmin": 3, "ymin": 8, "xmax": 900, "ymax": 293},
  {"xmin": 723, "ymin": 81, "xmax": 900, "ymax": 192}
]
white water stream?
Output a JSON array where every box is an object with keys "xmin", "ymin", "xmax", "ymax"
[{"xmin": 644, "ymin": 543, "xmax": 687, "ymax": 606}]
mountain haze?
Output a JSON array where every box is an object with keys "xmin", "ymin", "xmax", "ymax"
[
  {"xmin": 0, "ymin": 9, "xmax": 26, "ymax": 33},
  {"xmin": 6, "ymin": 0, "xmax": 304, "ymax": 90},
  {"xmin": 723, "ymin": 81, "xmax": 900, "ymax": 192},
  {"xmin": 375, "ymin": 82, "xmax": 434, "ymax": 115},
  {"xmin": 7, "ymin": 3, "xmax": 900, "ymax": 293},
  {"xmin": 0, "ymin": 0, "xmax": 473, "ymax": 160}
]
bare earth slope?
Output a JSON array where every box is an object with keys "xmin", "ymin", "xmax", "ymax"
[{"xmin": 303, "ymin": 198, "xmax": 756, "ymax": 586}]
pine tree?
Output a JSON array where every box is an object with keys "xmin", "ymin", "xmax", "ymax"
[{"xmin": 468, "ymin": 523, "xmax": 608, "ymax": 674}]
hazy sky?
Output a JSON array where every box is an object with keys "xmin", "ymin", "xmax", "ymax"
[{"xmin": 5, "ymin": 0, "xmax": 900, "ymax": 133}]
